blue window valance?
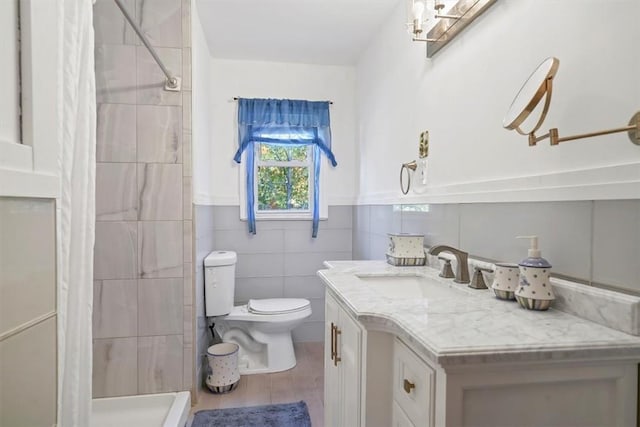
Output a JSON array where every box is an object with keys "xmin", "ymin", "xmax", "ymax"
[{"xmin": 233, "ymin": 98, "xmax": 337, "ymax": 238}]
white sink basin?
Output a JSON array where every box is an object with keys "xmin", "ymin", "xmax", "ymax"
[{"xmin": 356, "ymin": 274, "xmax": 459, "ymax": 299}]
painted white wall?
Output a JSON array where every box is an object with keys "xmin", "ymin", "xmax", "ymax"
[
  {"xmin": 356, "ymin": 0, "xmax": 640, "ymax": 204},
  {"xmin": 193, "ymin": 57, "xmax": 358, "ymax": 206}
]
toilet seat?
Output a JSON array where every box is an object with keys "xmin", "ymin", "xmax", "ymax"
[
  {"xmin": 248, "ymin": 298, "xmax": 310, "ymax": 315},
  {"xmin": 224, "ymin": 299, "xmax": 311, "ymax": 322}
]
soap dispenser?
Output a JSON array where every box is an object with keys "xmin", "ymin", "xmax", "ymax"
[{"xmin": 515, "ymin": 236, "xmax": 554, "ymax": 311}]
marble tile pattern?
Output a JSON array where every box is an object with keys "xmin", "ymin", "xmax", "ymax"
[
  {"xmin": 93, "ymin": 280, "xmax": 138, "ymax": 339},
  {"xmin": 136, "ymin": 105, "xmax": 182, "ymax": 163},
  {"xmin": 96, "ymin": 104, "xmax": 136, "ymax": 162},
  {"xmin": 138, "ymin": 221, "xmax": 184, "ymax": 278},
  {"xmin": 138, "ymin": 278, "xmax": 183, "ymax": 335},
  {"xmin": 96, "ymin": 163, "xmax": 138, "ymax": 220},
  {"xmin": 138, "ymin": 335, "xmax": 184, "ymax": 393},
  {"xmin": 318, "ymin": 261, "xmax": 640, "ymax": 366},
  {"xmin": 137, "ymin": 163, "xmax": 183, "ymax": 220},
  {"xmin": 93, "ymin": 0, "xmax": 192, "ymax": 398},
  {"xmin": 93, "ymin": 337, "xmax": 138, "ymax": 397}
]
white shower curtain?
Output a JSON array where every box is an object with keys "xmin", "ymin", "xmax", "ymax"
[{"xmin": 57, "ymin": 1, "xmax": 96, "ymax": 426}]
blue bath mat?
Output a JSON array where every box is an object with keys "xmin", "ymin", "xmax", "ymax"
[{"xmin": 192, "ymin": 401, "xmax": 311, "ymax": 427}]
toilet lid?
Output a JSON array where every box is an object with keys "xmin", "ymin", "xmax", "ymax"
[{"xmin": 248, "ymin": 298, "xmax": 310, "ymax": 315}]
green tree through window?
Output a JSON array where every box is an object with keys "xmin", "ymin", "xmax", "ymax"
[{"xmin": 256, "ymin": 144, "xmax": 312, "ymax": 212}]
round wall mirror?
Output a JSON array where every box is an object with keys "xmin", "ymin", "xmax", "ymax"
[{"xmin": 503, "ymin": 57, "xmax": 559, "ymax": 133}]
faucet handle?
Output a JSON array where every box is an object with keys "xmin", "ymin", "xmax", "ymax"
[
  {"xmin": 438, "ymin": 257, "xmax": 455, "ymax": 279},
  {"xmin": 469, "ymin": 266, "xmax": 492, "ymax": 289}
]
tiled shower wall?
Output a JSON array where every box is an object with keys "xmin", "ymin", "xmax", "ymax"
[
  {"xmin": 92, "ymin": 0, "xmax": 194, "ymax": 397},
  {"xmin": 353, "ymin": 201, "xmax": 640, "ymax": 293},
  {"xmin": 193, "ymin": 205, "xmax": 352, "ymax": 393}
]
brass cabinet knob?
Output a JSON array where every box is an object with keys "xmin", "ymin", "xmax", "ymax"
[{"xmin": 403, "ymin": 379, "xmax": 415, "ymax": 394}]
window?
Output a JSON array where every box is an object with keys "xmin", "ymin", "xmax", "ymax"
[
  {"xmin": 0, "ymin": 0, "xmax": 22, "ymax": 147},
  {"xmin": 256, "ymin": 143, "xmax": 313, "ymax": 215},
  {"xmin": 234, "ymin": 98, "xmax": 337, "ymax": 237}
]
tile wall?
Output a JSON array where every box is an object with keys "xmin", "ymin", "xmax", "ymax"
[
  {"xmin": 92, "ymin": 0, "xmax": 194, "ymax": 398},
  {"xmin": 193, "ymin": 205, "xmax": 352, "ymax": 394},
  {"xmin": 353, "ymin": 201, "xmax": 640, "ymax": 293}
]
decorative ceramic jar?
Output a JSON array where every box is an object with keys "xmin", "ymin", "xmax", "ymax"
[
  {"xmin": 491, "ymin": 263, "xmax": 519, "ymax": 300},
  {"xmin": 206, "ymin": 342, "xmax": 240, "ymax": 393},
  {"xmin": 386, "ymin": 233, "xmax": 426, "ymax": 266}
]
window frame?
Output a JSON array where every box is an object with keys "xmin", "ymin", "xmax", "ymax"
[
  {"xmin": 239, "ymin": 144, "xmax": 329, "ymax": 222},
  {"xmin": 0, "ymin": 0, "xmax": 61, "ymax": 199}
]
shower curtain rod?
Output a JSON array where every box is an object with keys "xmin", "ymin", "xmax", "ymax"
[
  {"xmin": 113, "ymin": 0, "xmax": 181, "ymax": 91},
  {"xmin": 233, "ymin": 97, "xmax": 333, "ymax": 104}
]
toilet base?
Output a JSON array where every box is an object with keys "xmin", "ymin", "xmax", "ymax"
[{"xmin": 220, "ymin": 328, "xmax": 297, "ymax": 375}]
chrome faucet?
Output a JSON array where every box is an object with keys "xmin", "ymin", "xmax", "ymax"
[{"xmin": 428, "ymin": 245, "xmax": 470, "ymax": 284}]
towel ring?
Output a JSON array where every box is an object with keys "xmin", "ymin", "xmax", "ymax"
[{"xmin": 400, "ymin": 161, "xmax": 417, "ymax": 195}]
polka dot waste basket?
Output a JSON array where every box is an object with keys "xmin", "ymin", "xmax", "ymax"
[{"xmin": 205, "ymin": 343, "xmax": 240, "ymax": 393}]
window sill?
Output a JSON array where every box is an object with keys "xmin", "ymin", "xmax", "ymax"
[{"xmin": 240, "ymin": 213, "xmax": 327, "ymax": 221}]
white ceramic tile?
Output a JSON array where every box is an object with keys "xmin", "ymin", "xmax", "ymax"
[
  {"xmin": 93, "ymin": 280, "xmax": 138, "ymax": 339},
  {"xmin": 94, "ymin": 221, "xmax": 138, "ymax": 280},
  {"xmin": 183, "ymin": 345, "xmax": 193, "ymax": 391},
  {"xmin": 136, "ymin": 105, "xmax": 182, "ymax": 163},
  {"xmin": 136, "ymin": 0, "xmax": 182, "ymax": 48},
  {"xmin": 592, "ymin": 200, "xmax": 640, "ymax": 292},
  {"xmin": 369, "ymin": 205, "xmax": 402, "ymax": 235},
  {"xmin": 214, "ymin": 229, "xmax": 284, "ymax": 254},
  {"xmin": 352, "ymin": 230, "xmax": 371, "ymax": 260},
  {"xmin": 137, "ymin": 163, "xmax": 183, "ymax": 220},
  {"xmin": 136, "ymin": 46, "xmax": 182, "ymax": 106},
  {"xmin": 325, "ymin": 206, "xmax": 353, "ymax": 229},
  {"xmin": 96, "ymin": 163, "xmax": 137, "ymax": 221},
  {"xmin": 421, "ymin": 204, "xmax": 460, "ymax": 247},
  {"xmin": 138, "ymin": 278, "xmax": 183, "ymax": 335},
  {"xmin": 284, "ymin": 252, "xmax": 351, "ymax": 276},
  {"xmin": 291, "ymin": 321, "xmax": 324, "ymax": 343},
  {"xmin": 96, "ymin": 104, "xmax": 136, "ymax": 162},
  {"xmin": 93, "ymin": 337, "xmax": 138, "ymax": 397},
  {"xmin": 307, "ymin": 298, "xmax": 325, "ymax": 322},
  {"xmin": 195, "ymin": 205, "xmax": 216, "ymax": 235},
  {"xmin": 138, "ymin": 335, "xmax": 183, "ymax": 393},
  {"xmin": 211, "ymin": 206, "xmax": 244, "ymax": 230},
  {"xmin": 138, "ymin": 221, "xmax": 183, "ymax": 278},
  {"xmin": 95, "ymin": 45, "xmax": 137, "ymax": 104},
  {"xmin": 93, "ymin": 0, "xmax": 138, "ymax": 45},
  {"xmin": 459, "ymin": 202, "xmax": 592, "ymax": 280},
  {"xmin": 0, "ymin": 198, "xmax": 55, "ymax": 335},
  {"xmin": 284, "ymin": 228, "xmax": 352, "ymax": 253},
  {"xmin": 353, "ymin": 205, "xmax": 370, "ymax": 232},
  {"xmin": 235, "ymin": 253, "xmax": 284, "ymax": 278},
  {"xmin": 369, "ymin": 233, "xmax": 389, "ymax": 260},
  {"xmin": 284, "ymin": 275, "xmax": 326, "ymax": 299},
  {"xmin": 234, "ymin": 277, "xmax": 285, "ymax": 301}
]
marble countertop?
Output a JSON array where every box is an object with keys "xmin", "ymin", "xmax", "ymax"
[{"xmin": 318, "ymin": 261, "xmax": 640, "ymax": 366}]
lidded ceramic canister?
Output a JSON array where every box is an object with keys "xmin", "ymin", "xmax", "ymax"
[
  {"xmin": 491, "ymin": 263, "xmax": 519, "ymax": 300},
  {"xmin": 515, "ymin": 236, "xmax": 554, "ymax": 311}
]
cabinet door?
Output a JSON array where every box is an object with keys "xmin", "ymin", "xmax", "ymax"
[
  {"xmin": 394, "ymin": 338, "xmax": 435, "ymax": 427},
  {"xmin": 338, "ymin": 307, "xmax": 363, "ymax": 427},
  {"xmin": 392, "ymin": 401, "xmax": 416, "ymax": 427},
  {"xmin": 324, "ymin": 293, "xmax": 341, "ymax": 427}
]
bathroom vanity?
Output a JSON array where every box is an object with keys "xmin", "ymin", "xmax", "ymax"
[{"xmin": 318, "ymin": 261, "xmax": 640, "ymax": 427}]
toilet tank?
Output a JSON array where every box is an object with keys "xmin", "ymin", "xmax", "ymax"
[{"xmin": 204, "ymin": 251, "xmax": 237, "ymax": 316}]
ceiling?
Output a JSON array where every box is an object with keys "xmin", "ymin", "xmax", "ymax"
[{"xmin": 195, "ymin": 0, "xmax": 403, "ymax": 65}]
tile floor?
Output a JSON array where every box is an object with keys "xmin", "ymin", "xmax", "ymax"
[{"xmin": 189, "ymin": 342, "xmax": 324, "ymax": 426}]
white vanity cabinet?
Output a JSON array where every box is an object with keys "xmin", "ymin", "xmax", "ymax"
[
  {"xmin": 392, "ymin": 338, "xmax": 435, "ymax": 427},
  {"xmin": 324, "ymin": 291, "xmax": 365, "ymax": 427}
]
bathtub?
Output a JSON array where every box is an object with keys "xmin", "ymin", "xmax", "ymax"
[{"xmin": 92, "ymin": 392, "xmax": 191, "ymax": 427}]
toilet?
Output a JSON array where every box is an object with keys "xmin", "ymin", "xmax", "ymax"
[{"xmin": 204, "ymin": 250, "xmax": 312, "ymax": 375}]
